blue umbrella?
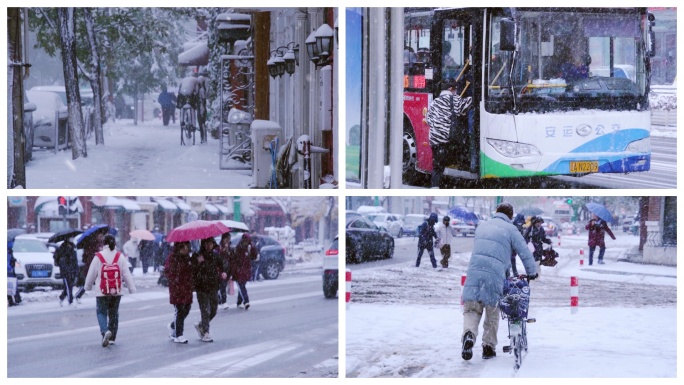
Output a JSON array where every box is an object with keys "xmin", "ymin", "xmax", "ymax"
[
  {"xmin": 448, "ymin": 207, "xmax": 479, "ymax": 224},
  {"xmin": 585, "ymin": 202, "xmax": 613, "ymax": 223},
  {"xmin": 76, "ymin": 224, "xmax": 117, "ymax": 249}
]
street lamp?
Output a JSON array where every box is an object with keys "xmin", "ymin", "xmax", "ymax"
[
  {"xmin": 306, "ymin": 23, "xmax": 334, "ymax": 67},
  {"xmin": 267, "ymin": 42, "xmax": 299, "ymax": 79}
]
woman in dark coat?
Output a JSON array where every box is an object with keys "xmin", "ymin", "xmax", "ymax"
[
  {"xmin": 75, "ymin": 228, "xmax": 106, "ymax": 302},
  {"xmin": 230, "ymin": 233, "xmax": 257, "ymax": 310},
  {"xmin": 585, "ymin": 214, "xmax": 616, "ymax": 265},
  {"xmin": 165, "ymin": 241, "xmax": 193, "ymax": 344},
  {"xmin": 192, "ymin": 237, "xmax": 225, "ymax": 342},
  {"xmin": 54, "ymin": 238, "xmax": 79, "ymax": 306}
]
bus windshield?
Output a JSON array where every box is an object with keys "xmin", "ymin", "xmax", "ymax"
[{"xmin": 487, "ymin": 9, "xmax": 649, "ymax": 114}]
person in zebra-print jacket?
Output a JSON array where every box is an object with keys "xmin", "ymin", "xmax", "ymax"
[{"xmin": 426, "ymin": 77, "xmax": 473, "ymax": 188}]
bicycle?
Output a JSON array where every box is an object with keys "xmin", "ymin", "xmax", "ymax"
[
  {"xmin": 499, "ymin": 274, "xmax": 536, "ymax": 371},
  {"xmin": 179, "ymin": 103, "xmax": 196, "ymax": 145}
]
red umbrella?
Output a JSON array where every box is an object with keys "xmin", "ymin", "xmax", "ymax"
[
  {"xmin": 129, "ymin": 229, "xmax": 156, "ymax": 241},
  {"xmin": 166, "ymin": 220, "xmax": 232, "ymax": 242}
]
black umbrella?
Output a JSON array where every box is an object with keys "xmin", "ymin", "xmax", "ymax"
[
  {"xmin": 48, "ymin": 228, "xmax": 83, "ymax": 243},
  {"xmin": 8, "ymin": 228, "xmax": 27, "ymax": 243}
]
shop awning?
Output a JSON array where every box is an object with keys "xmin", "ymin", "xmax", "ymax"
[
  {"xmin": 172, "ymin": 199, "xmax": 192, "ymax": 212},
  {"xmin": 214, "ymin": 204, "xmax": 230, "ymax": 215},
  {"xmin": 153, "ymin": 197, "xmax": 178, "ymax": 212},
  {"xmin": 204, "ymin": 203, "xmax": 219, "ymax": 215},
  {"xmin": 178, "ymin": 41, "xmax": 209, "ymax": 66},
  {"xmin": 101, "ymin": 197, "xmax": 142, "ymax": 212}
]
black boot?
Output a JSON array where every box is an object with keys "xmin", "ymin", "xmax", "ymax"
[
  {"xmin": 462, "ymin": 331, "xmax": 474, "ymax": 360},
  {"xmin": 483, "ymin": 344, "xmax": 496, "ymax": 359}
]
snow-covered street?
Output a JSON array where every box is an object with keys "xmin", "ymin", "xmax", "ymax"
[
  {"xmin": 25, "ymin": 118, "xmax": 252, "ymax": 188},
  {"xmin": 345, "ymin": 233, "xmax": 677, "ymax": 377}
]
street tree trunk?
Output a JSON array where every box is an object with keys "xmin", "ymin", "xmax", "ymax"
[
  {"xmin": 8, "ymin": 8, "xmax": 26, "ymax": 188},
  {"xmin": 83, "ymin": 8, "xmax": 104, "ymax": 145},
  {"xmin": 57, "ymin": 7, "xmax": 87, "ymax": 159}
]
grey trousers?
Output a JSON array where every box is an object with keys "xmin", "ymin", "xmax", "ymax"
[{"xmin": 463, "ymin": 301, "xmax": 499, "ymax": 348}]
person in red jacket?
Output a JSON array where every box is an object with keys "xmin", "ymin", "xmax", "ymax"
[
  {"xmin": 585, "ymin": 214, "xmax": 616, "ymax": 265},
  {"xmin": 229, "ymin": 233, "xmax": 258, "ymax": 310},
  {"xmin": 165, "ymin": 241, "xmax": 193, "ymax": 344}
]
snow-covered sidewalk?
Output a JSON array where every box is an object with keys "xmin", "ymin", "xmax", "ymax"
[{"xmin": 25, "ymin": 118, "xmax": 252, "ymax": 188}]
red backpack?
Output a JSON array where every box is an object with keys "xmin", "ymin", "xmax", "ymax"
[{"xmin": 96, "ymin": 252, "xmax": 123, "ymax": 295}]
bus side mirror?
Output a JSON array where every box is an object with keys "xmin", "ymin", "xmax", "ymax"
[{"xmin": 500, "ymin": 18, "xmax": 516, "ymax": 51}]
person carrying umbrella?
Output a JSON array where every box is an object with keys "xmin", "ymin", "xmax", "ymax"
[
  {"xmin": 192, "ymin": 237, "xmax": 226, "ymax": 342},
  {"xmin": 230, "ymin": 233, "xmax": 258, "ymax": 310},
  {"xmin": 54, "ymin": 237, "xmax": 79, "ymax": 307},
  {"xmin": 165, "ymin": 241, "xmax": 194, "ymax": 344},
  {"xmin": 218, "ymin": 232, "xmax": 233, "ymax": 310},
  {"xmin": 75, "ymin": 226, "xmax": 109, "ymax": 303},
  {"xmin": 585, "ymin": 212, "xmax": 616, "ymax": 265}
]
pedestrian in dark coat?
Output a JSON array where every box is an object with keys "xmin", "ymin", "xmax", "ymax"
[
  {"xmin": 192, "ymin": 237, "xmax": 226, "ymax": 342},
  {"xmin": 218, "ymin": 233, "xmax": 233, "ymax": 309},
  {"xmin": 585, "ymin": 214, "xmax": 616, "ymax": 265},
  {"xmin": 75, "ymin": 228, "xmax": 106, "ymax": 302},
  {"xmin": 54, "ymin": 238, "xmax": 79, "ymax": 306},
  {"xmin": 8, "ymin": 241, "xmax": 21, "ymax": 306},
  {"xmin": 165, "ymin": 241, "xmax": 193, "ymax": 343},
  {"xmin": 230, "ymin": 233, "xmax": 257, "ymax": 309},
  {"xmin": 158, "ymin": 84, "xmax": 177, "ymax": 126},
  {"xmin": 509, "ymin": 214, "xmax": 527, "ymax": 276},
  {"xmin": 139, "ymin": 239, "xmax": 158, "ymax": 275},
  {"xmin": 415, "ymin": 213, "xmax": 439, "ymax": 268},
  {"xmin": 524, "ymin": 216, "xmax": 552, "ymax": 276}
]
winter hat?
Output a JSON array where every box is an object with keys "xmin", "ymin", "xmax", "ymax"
[
  {"xmin": 496, "ymin": 203, "xmax": 514, "ymax": 220},
  {"xmin": 428, "ymin": 213, "xmax": 438, "ymax": 224},
  {"xmin": 443, "ymin": 215, "xmax": 451, "ymax": 222}
]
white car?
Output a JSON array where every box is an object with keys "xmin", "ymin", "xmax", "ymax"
[
  {"xmin": 26, "ymin": 90, "xmax": 69, "ymax": 150},
  {"xmin": 12, "ymin": 235, "xmax": 63, "ymax": 292},
  {"xmin": 366, "ymin": 213, "xmax": 403, "ymax": 237}
]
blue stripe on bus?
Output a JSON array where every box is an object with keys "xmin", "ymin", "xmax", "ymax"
[{"xmin": 569, "ymin": 128, "xmax": 650, "ymax": 153}]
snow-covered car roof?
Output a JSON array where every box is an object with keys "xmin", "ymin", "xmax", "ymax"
[{"xmin": 25, "ymin": 90, "xmax": 68, "ymax": 123}]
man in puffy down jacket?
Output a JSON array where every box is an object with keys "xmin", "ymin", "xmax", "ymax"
[{"xmin": 461, "ymin": 203, "xmax": 537, "ymax": 361}]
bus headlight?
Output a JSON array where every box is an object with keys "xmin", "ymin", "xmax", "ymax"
[
  {"xmin": 487, "ymin": 139, "xmax": 541, "ymax": 158},
  {"xmin": 625, "ymin": 137, "xmax": 650, "ymax": 153}
]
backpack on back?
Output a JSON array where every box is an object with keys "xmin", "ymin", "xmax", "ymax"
[{"xmin": 97, "ymin": 252, "xmax": 123, "ymax": 295}]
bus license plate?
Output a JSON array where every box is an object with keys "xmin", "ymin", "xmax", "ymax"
[
  {"xmin": 31, "ymin": 270, "xmax": 49, "ymax": 278},
  {"xmin": 570, "ymin": 161, "xmax": 598, "ymax": 173}
]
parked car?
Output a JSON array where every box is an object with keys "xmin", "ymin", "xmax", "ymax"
[
  {"xmin": 541, "ymin": 216, "xmax": 558, "ymax": 237},
  {"xmin": 26, "ymin": 90, "xmax": 70, "ymax": 150},
  {"xmin": 346, "ymin": 210, "xmax": 363, "ymax": 221},
  {"xmin": 622, "ymin": 216, "xmax": 636, "ymax": 233},
  {"xmin": 230, "ymin": 233, "xmax": 285, "ymax": 280},
  {"xmin": 22, "ymin": 91, "xmax": 37, "ymax": 162},
  {"xmin": 401, "ymin": 214, "xmax": 427, "ymax": 237},
  {"xmin": 365, "ymin": 213, "xmax": 403, "ymax": 237},
  {"xmin": 346, "ymin": 216, "xmax": 394, "ymax": 263},
  {"xmin": 12, "ymin": 234, "xmax": 63, "ymax": 292},
  {"xmin": 449, "ymin": 217, "xmax": 476, "ymax": 237},
  {"xmin": 322, "ymin": 236, "xmax": 338, "ymax": 299}
]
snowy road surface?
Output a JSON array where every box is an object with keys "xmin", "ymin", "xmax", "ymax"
[
  {"xmin": 25, "ymin": 118, "xmax": 252, "ymax": 188},
  {"xmin": 346, "ymin": 234, "xmax": 677, "ymax": 377}
]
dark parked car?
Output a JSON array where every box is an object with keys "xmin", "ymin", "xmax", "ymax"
[
  {"xmin": 230, "ymin": 233, "xmax": 285, "ymax": 280},
  {"xmin": 346, "ymin": 216, "xmax": 394, "ymax": 264},
  {"xmin": 322, "ymin": 236, "xmax": 338, "ymax": 299}
]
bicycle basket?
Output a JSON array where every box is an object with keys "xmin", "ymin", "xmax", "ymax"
[{"xmin": 499, "ymin": 278, "xmax": 530, "ymax": 320}]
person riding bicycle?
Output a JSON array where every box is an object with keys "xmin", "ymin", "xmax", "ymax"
[{"xmin": 461, "ymin": 203, "xmax": 537, "ymax": 361}]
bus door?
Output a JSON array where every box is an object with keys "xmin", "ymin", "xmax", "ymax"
[{"xmin": 434, "ymin": 9, "xmax": 480, "ymax": 175}]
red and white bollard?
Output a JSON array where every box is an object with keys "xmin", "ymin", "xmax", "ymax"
[
  {"xmin": 570, "ymin": 276, "xmax": 579, "ymax": 314},
  {"xmin": 579, "ymin": 249, "xmax": 584, "ymax": 267},
  {"xmin": 346, "ymin": 269, "xmax": 352, "ymax": 310},
  {"xmin": 557, "ymin": 234, "xmax": 561, "ymax": 247},
  {"xmin": 460, "ymin": 275, "xmax": 467, "ymax": 310}
]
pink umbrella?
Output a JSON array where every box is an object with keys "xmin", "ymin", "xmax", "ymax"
[
  {"xmin": 129, "ymin": 229, "xmax": 156, "ymax": 241},
  {"xmin": 166, "ymin": 220, "xmax": 232, "ymax": 242}
]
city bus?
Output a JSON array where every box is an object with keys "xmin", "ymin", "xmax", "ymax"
[{"xmin": 402, "ymin": 7, "xmax": 655, "ymax": 185}]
